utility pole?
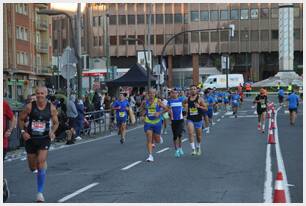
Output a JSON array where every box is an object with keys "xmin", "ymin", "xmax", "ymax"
[{"xmin": 76, "ymin": 3, "xmax": 82, "ymax": 98}]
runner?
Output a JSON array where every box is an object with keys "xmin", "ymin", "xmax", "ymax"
[
  {"xmin": 112, "ymin": 92, "xmax": 130, "ymax": 144},
  {"xmin": 253, "ymin": 88, "xmax": 268, "ymax": 133},
  {"xmin": 231, "ymin": 90, "xmax": 241, "ymax": 118},
  {"xmin": 167, "ymin": 88, "xmax": 185, "ymax": 157},
  {"xmin": 18, "ymin": 86, "xmax": 59, "ymax": 202},
  {"xmin": 223, "ymin": 90, "xmax": 230, "ymax": 112},
  {"xmin": 287, "ymin": 89, "xmax": 299, "ymax": 126},
  {"xmin": 140, "ymin": 88, "xmax": 169, "ymax": 162},
  {"xmin": 278, "ymin": 87, "xmax": 285, "ymax": 106},
  {"xmin": 184, "ymin": 85, "xmax": 207, "ymax": 156}
]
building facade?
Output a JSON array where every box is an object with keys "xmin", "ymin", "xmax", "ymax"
[
  {"xmin": 50, "ymin": 3, "xmax": 303, "ymax": 88},
  {"xmin": 3, "ymin": 3, "xmax": 53, "ymax": 101}
]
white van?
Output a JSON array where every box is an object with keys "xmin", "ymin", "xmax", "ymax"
[{"xmin": 203, "ymin": 74, "xmax": 244, "ymax": 89}]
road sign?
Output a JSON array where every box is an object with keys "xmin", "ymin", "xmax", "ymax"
[
  {"xmin": 221, "ymin": 55, "xmax": 230, "ymax": 70},
  {"xmin": 61, "ymin": 64, "xmax": 76, "ymax": 80}
]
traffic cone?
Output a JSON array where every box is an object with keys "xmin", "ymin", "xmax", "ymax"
[
  {"xmin": 267, "ymin": 129, "xmax": 275, "ymax": 144},
  {"xmin": 267, "ymin": 111, "xmax": 271, "ymax": 119},
  {"xmin": 273, "ymin": 171, "xmax": 286, "ymax": 203},
  {"xmin": 270, "ymin": 118, "xmax": 276, "ymax": 129},
  {"xmin": 271, "ymin": 107, "xmax": 275, "ymax": 115}
]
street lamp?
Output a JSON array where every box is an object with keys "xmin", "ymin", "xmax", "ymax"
[
  {"xmin": 123, "ymin": 37, "xmax": 151, "ymax": 90},
  {"xmin": 160, "ymin": 24, "xmax": 235, "ymax": 93},
  {"xmin": 37, "ymin": 9, "xmax": 82, "ymax": 99}
]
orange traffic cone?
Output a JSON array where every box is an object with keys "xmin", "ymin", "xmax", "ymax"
[
  {"xmin": 267, "ymin": 129, "xmax": 275, "ymax": 144},
  {"xmin": 267, "ymin": 111, "xmax": 271, "ymax": 119},
  {"xmin": 270, "ymin": 119, "xmax": 276, "ymax": 129},
  {"xmin": 271, "ymin": 107, "xmax": 275, "ymax": 115},
  {"xmin": 273, "ymin": 171, "xmax": 286, "ymax": 203}
]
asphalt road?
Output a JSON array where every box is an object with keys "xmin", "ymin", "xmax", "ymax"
[{"xmin": 4, "ymin": 95, "xmax": 303, "ymax": 203}]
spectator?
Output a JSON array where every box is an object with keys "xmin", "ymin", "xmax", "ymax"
[
  {"xmin": 84, "ymin": 95, "xmax": 94, "ymax": 113},
  {"xmin": 3, "ymin": 100, "xmax": 16, "ymax": 202},
  {"xmin": 75, "ymin": 97, "xmax": 84, "ymax": 141},
  {"xmin": 66, "ymin": 94, "xmax": 78, "ymax": 144},
  {"xmin": 103, "ymin": 93, "xmax": 111, "ymax": 111}
]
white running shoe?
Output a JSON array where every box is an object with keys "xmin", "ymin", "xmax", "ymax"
[
  {"xmin": 75, "ymin": 136, "xmax": 82, "ymax": 141},
  {"xmin": 159, "ymin": 136, "xmax": 163, "ymax": 144},
  {"xmin": 32, "ymin": 169, "xmax": 38, "ymax": 174},
  {"xmin": 146, "ymin": 154, "xmax": 154, "ymax": 162},
  {"xmin": 206, "ymin": 127, "xmax": 210, "ymax": 134},
  {"xmin": 36, "ymin": 192, "xmax": 45, "ymax": 202}
]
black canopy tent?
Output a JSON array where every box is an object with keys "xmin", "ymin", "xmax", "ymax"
[{"xmin": 106, "ymin": 63, "xmax": 156, "ymax": 87}]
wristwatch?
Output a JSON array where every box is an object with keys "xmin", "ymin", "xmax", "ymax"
[{"xmin": 21, "ymin": 129, "xmax": 26, "ymax": 134}]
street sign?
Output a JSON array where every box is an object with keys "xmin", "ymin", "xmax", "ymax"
[
  {"xmin": 61, "ymin": 64, "xmax": 76, "ymax": 80},
  {"xmin": 60, "ymin": 46, "xmax": 78, "ymax": 80},
  {"xmin": 221, "ymin": 55, "xmax": 230, "ymax": 70}
]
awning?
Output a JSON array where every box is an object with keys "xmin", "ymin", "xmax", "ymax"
[{"xmin": 82, "ymin": 69, "xmax": 107, "ymax": 77}]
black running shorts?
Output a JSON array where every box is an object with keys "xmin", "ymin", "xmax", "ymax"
[
  {"xmin": 171, "ymin": 119, "xmax": 184, "ymax": 139},
  {"xmin": 25, "ymin": 137, "xmax": 51, "ymax": 154}
]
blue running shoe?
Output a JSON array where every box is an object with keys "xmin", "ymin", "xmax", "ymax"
[
  {"xmin": 179, "ymin": 148, "xmax": 184, "ymax": 155},
  {"xmin": 175, "ymin": 150, "xmax": 180, "ymax": 158}
]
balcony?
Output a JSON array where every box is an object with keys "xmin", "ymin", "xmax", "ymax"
[
  {"xmin": 36, "ymin": 65, "xmax": 52, "ymax": 76},
  {"xmin": 36, "ymin": 19, "xmax": 48, "ymax": 31},
  {"xmin": 36, "ymin": 42, "xmax": 48, "ymax": 53}
]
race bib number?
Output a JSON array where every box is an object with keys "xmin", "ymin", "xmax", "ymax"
[
  {"xmin": 233, "ymin": 100, "xmax": 238, "ymax": 103},
  {"xmin": 148, "ymin": 108, "xmax": 156, "ymax": 117},
  {"xmin": 31, "ymin": 121, "xmax": 46, "ymax": 133},
  {"xmin": 261, "ymin": 102, "xmax": 266, "ymax": 108},
  {"xmin": 119, "ymin": 112, "xmax": 126, "ymax": 117},
  {"xmin": 189, "ymin": 107, "xmax": 198, "ymax": 115}
]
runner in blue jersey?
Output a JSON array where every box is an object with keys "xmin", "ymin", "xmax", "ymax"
[
  {"xmin": 287, "ymin": 89, "xmax": 300, "ymax": 126},
  {"xmin": 112, "ymin": 92, "xmax": 130, "ymax": 144},
  {"xmin": 231, "ymin": 90, "xmax": 240, "ymax": 118},
  {"xmin": 140, "ymin": 88, "xmax": 169, "ymax": 162},
  {"xmin": 223, "ymin": 90, "xmax": 230, "ymax": 112},
  {"xmin": 167, "ymin": 88, "xmax": 185, "ymax": 157}
]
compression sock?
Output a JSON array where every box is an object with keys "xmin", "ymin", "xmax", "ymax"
[
  {"xmin": 37, "ymin": 169, "xmax": 46, "ymax": 193},
  {"xmin": 190, "ymin": 142, "xmax": 195, "ymax": 150}
]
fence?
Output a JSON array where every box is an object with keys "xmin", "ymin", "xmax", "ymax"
[{"xmin": 8, "ymin": 107, "xmax": 143, "ymax": 151}]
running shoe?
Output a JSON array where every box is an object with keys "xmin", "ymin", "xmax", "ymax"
[
  {"xmin": 206, "ymin": 127, "xmax": 210, "ymax": 134},
  {"xmin": 36, "ymin": 192, "xmax": 45, "ymax": 203},
  {"xmin": 164, "ymin": 130, "xmax": 168, "ymax": 135},
  {"xmin": 196, "ymin": 147, "xmax": 202, "ymax": 156},
  {"xmin": 32, "ymin": 169, "xmax": 38, "ymax": 174},
  {"xmin": 191, "ymin": 149, "xmax": 197, "ymax": 156},
  {"xmin": 3, "ymin": 178, "xmax": 9, "ymax": 202},
  {"xmin": 175, "ymin": 150, "xmax": 180, "ymax": 158},
  {"xmin": 159, "ymin": 136, "xmax": 163, "ymax": 144},
  {"xmin": 257, "ymin": 124, "xmax": 261, "ymax": 131},
  {"xmin": 146, "ymin": 154, "xmax": 154, "ymax": 162},
  {"xmin": 75, "ymin": 136, "xmax": 82, "ymax": 141},
  {"xmin": 120, "ymin": 138, "xmax": 124, "ymax": 144},
  {"xmin": 178, "ymin": 148, "xmax": 184, "ymax": 155}
]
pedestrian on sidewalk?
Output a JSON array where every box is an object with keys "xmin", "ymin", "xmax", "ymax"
[
  {"xmin": 75, "ymin": 97, "xmax": 84, "ymax": 141},
  {"xmin": 287, "ymin": 89, "xmax": 299, "ymax": 126},
  {"xmin": 66, "ymin": 94, "xmax": 78, "ymax": 144},
  {"xmin": 18, "ymin": 86, "xmax": 59, "ymax": 202}
]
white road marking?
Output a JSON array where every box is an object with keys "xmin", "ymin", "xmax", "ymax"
[
  {"xmin": 264, "ymin": 118, "xmax": 273, "ymax": 203},
  {"xmin": 217, "ymin": 119, "xmax": 221, "ymax": 122},
  {"xmin": 20, "ymin": 157, "xmax": 27, "ymax": 161},
  {"xmin": 254, "ymin": 111, "xmax": 257, "ymax": 114},
  {"xmin": 121, "ymin": 161, "xmax": 142, "ymax": 171},
  {"xmin": 287, "ymin": 184, "xmax": 295, "ymax": 187},
  {"xmin": 156, "ymin": 147, "xmax": 169, "ymax": 154},
  {"xmin": 58, "ymin": 182, "xmax": 99, "ymax": 203},
  {"xmin": 221, "ymin": 115, "xmax": 225, "ymax": 118},
  {"xmin": 213, "ymin": 112, "xmax": 219, "ymax": 116},
  {"xmin": 225, "ymin": 112, "xmax": 232, "ymax": 116},
  {"xmin": 251, "ymin": 105, "xmax": 256, "ymax": 109},
  {"xmin": 229, "ymin": 115, "xmax": 257, "ymax": 118},
  {"xmin": 182, "ymin": 138, "xmax": 188, "ymax": 142},
  {"xmin": 212, "ymin": 122, "xmax": 216, "ymax": 126},
  {"xmin": 274, "ymin": 107, "xmax": 291, "ymax": 202}
]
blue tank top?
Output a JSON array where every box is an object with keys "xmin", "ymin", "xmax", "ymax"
[
  {"xmin": 145, "ymin": 98, "xmax": 161, "ymax": 124},
  {"xmin": 168, "ymin": 97, "xmax": 184, "ymax": 120}
]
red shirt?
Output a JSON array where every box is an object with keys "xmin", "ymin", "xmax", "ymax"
[{"xmin": 3, "ymin": 100, "xmax": 14, "ymax": 149}]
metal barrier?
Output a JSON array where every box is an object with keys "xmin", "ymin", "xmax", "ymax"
[{"xmin": 8, "ymin": 108, "xmax": 143, "ymax": 151}]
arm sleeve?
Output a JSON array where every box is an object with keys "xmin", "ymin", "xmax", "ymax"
[{"xmin": 4, "ymin": 102, "xmax": 14, "ymax": 120}]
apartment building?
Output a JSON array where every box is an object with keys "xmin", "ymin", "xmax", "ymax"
[{"xmin": 3, "ymin": 3, "xmax": 53, "ymax": 101}]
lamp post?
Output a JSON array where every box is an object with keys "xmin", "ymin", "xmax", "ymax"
[
  {"xmin": 37, "ymin": 9, "xmax": 82, "ymax": 99},
  {"xmin": 123, "ymin": 37, "xmax": 151, "ymax": 90},
  {"xmin": 160, "ymin": 24, "xmax": 235, "ymax": 94}
]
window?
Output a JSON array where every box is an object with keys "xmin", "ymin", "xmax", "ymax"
[
  {"xmin": 93, "ymin": 16, "xmax": 97, "ymax": 26},
  {"xmin": 210, "ymin": 10, "xmax": 219, "ymax": 21},
  {"xmin": 251, "ymin": 30, "xmax": 259, "ymax": 41},
  {"xmin": 231, "ymin": 9, "xmax": 239, "ymax": 20},
  {"xmin": 20, "ymin": 27, "xmax": 24, "ymax": 40},
  {"xmin": 271, "ymin": 8, "xmax": 278, "ymax": 18},
  {"xmin": 156, "ymin": 14, "xmax": 164, "ymax": 24},
  {"xmin": 210, "ymin": 31, "xmax": 219, "ymax": 42},
  {"xmin": 241, "ymin": 31, "xmax": 249, "ymax": 41},
  {"xmin": 137, "ymin": 15, "xmax": 144, "ymax": 24},
  {"xmin": 174, "ymin": 13, "xmax": 182, "ymax": 23},
  {"xmin": 200, "ymin": 11, "xmax": 209, "ymax": 21},
  {"xmin": 250, "ymin": 9, "xmax": 258, "ymax": 19},
  {"xmin": 241, "ymin": 9, "xmax": 249, "ymax": 20},
  {"xmin": 294, "ymin": 29, "xmax": 300, "ymax": 39},
  {"xmin": 128, "ymin": 15, "xmax": 135, "ymax": 24},
  {"xmin": 119, "ymin": 35, "xmax": 126, "ymax": 45},
  {"xmin": 271, "ymin": 30, "xmax": 278, "ymax": 40},
  {"xmin": 110, "ymin": 36, "xmax": 117, "ymax": 45},
  {"xmin": 146, "ymin": 14, "xmax": 154, "ymax": 24},
  {"xmin": 230, "ymin": 31, "xmax": 238, "ymax": 41},
  {"xmin": 16, "ymin": 4, "xmax": 27, "ymax": 15},
  {"xmin": 191, "ymin": 11, "xmax": 199, "ymax": 22},
  {"xmin": 24, "ymin": 4, "xmax": 28, "ymax": 15},
  {"xmin": 261, "ymin": 30, "xmax": 269, "ymax": 41},
  {"xmin": 150, "ymin": 35, "xmax": 154, "ymax": 44},
  {"xmin": 99, "ymin": 36, "xmax": 102, "ymax": 46},
  {"xmin": 156, "ymin": 34, "xmax": 164, "ymax": 44},
  {"xmin": 137, "ymin": 35, "xmax": 145, "ymax": 44},
  {"xmin": 98, "ymin": 16, "xmax": 102, "ymax": 26},
  {"xmin": 24, "ymin": 28, "xmax": 28, "ymax": 41},
  {"xmin": 220, "ymin": 31, "xmax": 228, "ymax": 41},
  {"xmin": 201, "ymin": 32, "xmax": 209, "ymax": 42},
  {"xmin": 175, "ymin": 34, "xmax": 183, "ymax": 44},
  {"xmin": 220, "ymin": 10, "xmax": 228, "ymax": 20},
  {"xmin": 16, "ymin": 26, "xmax": 20, "ymax": 39},
  {"xmin": 93, "ymin": 36, "xmax": 98, "ymax": 46},
  {"xmin": 119, "ymin": 15, "xmax": 126, "ymax": 25},
  {"xmin": 165, "ymin": 14, "xmax": 173, "ymax": 24},
  {"xmin": 191, "ymin": 32, "xmax": 199, "ymax": 42},
  {"xmin": 16, "ymin": 52, "xmax": 20, "ymax": 64},
  {"xmin": 184, "ymin": 13, "xmax": 189, "ymax": 24},
  {"xmin": 127, "ymin": 35, "xmax": 135, "ymax": 45},
  {"xmin": 260, "ymin": 8, "xmax": 269, "ymax": 19},
  {"xmin": 294, "ymin": 7, "xmax": 300, "ymax": 17},
  {"xmin": 109, "ymin": 15, "xmax": 117, "ymax": 25}
]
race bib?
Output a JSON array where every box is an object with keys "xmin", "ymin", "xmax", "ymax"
[
  {"xmin": 233, "ymin": 100, "xmax": 238, "ymax": 103},
  {"xmin": 148, "ymin": 108, "xmax": 156, "ymax": 117},
  {"xmin": 189, "ymin": 107, "xmax": 198, "ymax": 115},
  {"xmin": 31, "ymin": 121, "xmax": 46, "ymax": 133},
  {"xmin": 119, "ymin": 112, "xmax": 126, "ymax": 117},
  {"xmin": 261, "ymin": 102, "xmax": 266, "ymax": 108}
]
